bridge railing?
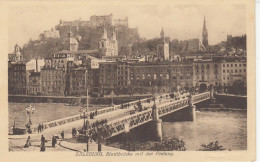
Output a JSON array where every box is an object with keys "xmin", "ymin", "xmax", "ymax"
[{"xmin": 104, "ymin": 91, "xmax": 210, "ymax": 137}]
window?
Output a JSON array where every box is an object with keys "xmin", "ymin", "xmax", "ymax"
[
  {"xmin": 154, "ymin": 74, "xmax": 157, "ymax": 80},
  {"xmin": 223, "ymin": 77, "xmax": 225, "ymax": 80},
  {"xmin": 239, "ymin": 64, "xmax": 241, "ymax": 67},
  {"xmin": 166, "ymin": 74, "xmax": 169, "ymax": 79},
  {"xmin": 223, "ymin": 70, "xmax": 225, "ymax": 73},
  {"xmin": 235, "ymin": 70, "xmax": 237, "ymax": 73},
  {"xmin": 239, "ymin": 69, "xmax": 242, "ymax": 72},
  {"xmin": 227, "ymin": 64, "xmax": 229, "ymax": 67},
  {"xmin": 235, "ymin": 64, "xmax": 237, "ymax": 67},
  {"xmin": 231, "ymin": 64, "xmax": 233, "ymax": 67},
  {"xmin": 227, "ymin": 70, "xmax": 229, "ymax": 73},
  {"xmin": 244, "ymin": 69, "xmax": 246, "ymax": 72},
  {"xmin": 227, "ymin": 77, "xmax": 229, "ymax": 80},
  {"xmin": 231, "ymin": 70, "xmax": 233, "ymax": 73}
]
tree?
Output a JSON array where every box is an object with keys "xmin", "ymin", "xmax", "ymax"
[{"xmin": 198, "ymin": 141, "xmax": 225, "ymax": 151}]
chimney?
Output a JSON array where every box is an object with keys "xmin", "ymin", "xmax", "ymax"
[{"xmin": 36, "ymin": 58, "xmax": 38, "ymax": 72}]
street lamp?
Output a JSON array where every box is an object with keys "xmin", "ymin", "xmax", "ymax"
[{"xmin": 25, "ymin": 104, "xmax": 35, "ymax": 133}]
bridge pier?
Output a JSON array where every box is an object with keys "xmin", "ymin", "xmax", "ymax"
[
  {"xmin": 210, "ymin": 85, "xmax": 216, "ymax": 104},
  {"xmin": 150, "ymin": 99, "xmax": 163, "ymax": 141}
]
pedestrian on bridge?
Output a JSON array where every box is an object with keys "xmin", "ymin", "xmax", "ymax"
[
  {"xmin": 61, "ymin": 131, "xmax": 65, "ymax": 140},
  {"xmin": 41, "ymin": 135, "xmax": 45, "ymax": 146},
  {"xmin": 38, "ymin": 124, "xmax": 41, "ymax": 133},
  {"xmin": 41, "ymin": 123, "xmax": 44, "ymax": 132},
  {"xmin": 52, "ymin": 135, "xmax": 57, "ymax": 147}
]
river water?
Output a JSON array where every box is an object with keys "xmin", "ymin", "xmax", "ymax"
[
  {"xmin": 8, "ymin": 103, "xmax": 108, "ymax": 132},
  {"xmin": 161, "ymin": 111, "xmax": 247, "ymax": 150}
]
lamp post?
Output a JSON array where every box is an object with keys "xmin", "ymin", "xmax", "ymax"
[
  {"xmin": 25, "ymin": 104, "xmax": 35, "ymax": 133},
  {"xmin": 85, "ymin": 69, "xmax": 90, "ymax": 151}
]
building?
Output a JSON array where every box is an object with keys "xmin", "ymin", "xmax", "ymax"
[
  {"xmin": 56, "ymin": 14, "xmax": 128, "ymax": 29},
  {"xmin": 8, "ymin": 61, "xmax": 26, "ymax": 95},
  {"xmin": 8, "ymin": 44, "xmax": 22, "ymax": 62},
  {"xmin": 98, "ymin": 61, "xmax": 193, "ymax": 95},
  {"xmin": 27, "ymin": 72, "xmax": 41, "ymax": 95},
  {"xmin": 227, "ymin": 34, "xmax": 246, "ymax": 50},
  {"xmin": 129, "ymin": 62, "xmax": 193, "ymax": 94},
  {"xmin": 42, "ymin": 28, "xmax": 60, "ymax": 39},
  {"xmin": 98, "ymin": 62, "xmax": 118, "ymax": 95},
  {"xmin": 40, "ymin": 67, "xmax": 66, "ymax": 96},
  {"xmin": 114, "ymin": 17, "xmax": 128, "ymax": 27},
  {"xmin": 181, "ymin": 39, "xmax": 206, "ymax": 53},
  {"xmin": 202, "ymin": 16, "xmax": 209, "ymax": 50},
  {"xmin": 193, "ymin": 61, "xmax": 222, "ymax": 91},
  {"xmin": 220, "ymin": 60, "xmax": 247, "ymax": 90},
  {"xmin": 99, "ymin": 27, "xmax": 118, "ymax": 58},
  {"xmin": 157, "ymin": 28, "xmax": 170, "ymax": 61}
]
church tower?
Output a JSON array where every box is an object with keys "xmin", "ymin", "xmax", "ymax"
[
  {"xmin": 63, "ymin": 30, "xmax": 78, "ymax": 52},
  {"xmin": 99, "ymin": 27, "xmax": 110, "ymax": 57},
  {"xmin": 202, "ymin": 16, "xmax": 208, "ymax": 50}
]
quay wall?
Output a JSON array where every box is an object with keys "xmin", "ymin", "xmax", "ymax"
[{"xmin": 195, "ymin": 94, "xmax": 247, "ymax": 109}]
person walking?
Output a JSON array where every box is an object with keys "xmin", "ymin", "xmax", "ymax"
[
  {"xmin": 41, "ymin": 123, "xmax": 44, "ymax": 132},
  {"xmin": 61, "ymin": 131, "xmax": 65, "ymax": 140},
  {"xmin": 24, "ymin": 136, "xmax": 31, "ymax": 148},
  {"xmin": 52, "ymin": 136, "xmax": 57, "ymax": 147},
  {"xmin": 38, "ymin": 124, "xmax": 41, "ymax": 133},
  {"xmin": 41, "ymin": 135, "xmax": 45, "ymax": 146}
]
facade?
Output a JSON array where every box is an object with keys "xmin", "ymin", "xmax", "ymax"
[
  {"xmin": 220, "ymin": 60, "xmax": 247, "ymax": 87},
  {"xmin": 27, "ymin": 72, "xmax": 41, "ymax": 95},
  {"xmin": 8, "ymin": 44, "xmax": 22, "ymax": 62},
  {"xmin": 8, "ymin": 61, "xmax": 27, "ymax": 95},
  {"xmin": 99, "ymin": 27, "xmax": 118, "ymax": 58},
  {"xmin": 114, "ymin": 17, "xmax": 128, "ymax": 27},
  {"xmin": 181, "ymin": 39, "xmax": 206, "ymax": 53},
  {"xmin": 98, "ymin": 61, "xmax": 193, "ymax": 95},
  {"xmin": 193, "ymin": 61, "xmax": 222, "ymax": 90},
  {"xmin": 98, "ymin": 62, "xmax": 117, "ymax": 95},
  {"xmin": 129, "ymin": 62, "xmax": 193, "ymax": 94},
  {"xmin": 56, "ymin": 14, "xmax": 128, "ymax": 29},
  {"xmin": 40, "ymin": 67, "xmax": 66, "ymax": 96},
  {"xmin": 227, "ymin": 34, "xmax": 247, "ymax": 50}
]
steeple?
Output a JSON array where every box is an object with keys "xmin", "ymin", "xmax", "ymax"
[
  {"xmin": 202, "ymin": 16, "xmax": 208, "ymax": 50},
  {"xmin": 160, "ymin": 27, "xmax": 165, "ymax": 39}
]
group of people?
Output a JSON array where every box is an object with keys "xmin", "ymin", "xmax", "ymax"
[
  {"xmin": 37, "ymin": 123, "xmax": 44, "ymax": 133},
  {"xmin": 23, "ymin": 130, "xmax": 66, "ymax": 152}
]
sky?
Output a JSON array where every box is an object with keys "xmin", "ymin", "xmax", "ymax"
[{"xmin": 8, "ymin": 3, "xmax": 246, "ymax": 52}]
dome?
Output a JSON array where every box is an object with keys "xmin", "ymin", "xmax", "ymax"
[{"xmin": 64, "ymin": 37, "xmax": 78, "ymax": 45}]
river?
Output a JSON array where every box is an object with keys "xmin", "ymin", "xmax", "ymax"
[
  {"xmin": 8, "ymin": 103, "xmax": 108, "ymax": 132},
  {"xmin": 161, "ymin": 111, "xmax": 247, "ymax": 150}
]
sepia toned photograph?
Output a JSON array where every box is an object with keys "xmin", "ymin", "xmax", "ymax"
[{"xmin": 1, "ymin": 0, "xmax": 255, "ymax": 161}]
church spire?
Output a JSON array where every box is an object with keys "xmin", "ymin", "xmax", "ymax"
[
  {"xmin": 160, "ymin": 27, "xmax": 165, "ymax": 39},
  {"xmin": 202, "ymin": 16, "xmax": 208, "ymax": 50}
]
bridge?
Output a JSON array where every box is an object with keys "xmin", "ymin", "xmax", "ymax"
[
  {"xmin": 90, "ymin": 91, "xmax": 212, "ymax": 141},
  {"xmin": 22, "ymin": 90, "xmax": 213, "ymax": 144}
]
